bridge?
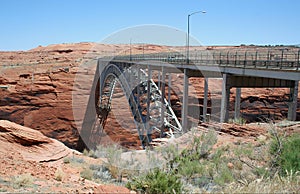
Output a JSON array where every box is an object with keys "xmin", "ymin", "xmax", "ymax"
[{"xmin": 79, "ymin": 46, "xmax": 300, "ymax": 150}]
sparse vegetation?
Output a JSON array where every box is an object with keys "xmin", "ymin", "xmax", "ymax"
[
  {"xmin": 269, "ymin": 129, "xmax": 300, "ymax": 176},
  {"xmin": 124, "ymin": 126, "xmax": 300, "ymax": 193},
  {"xmin": 223, "ymin": 171, "xmax": 300, "ymax": 193},
  {"xmin": 63, "ymin": 155, "xmax": 85, "ymax": 165},
  {"xmin": 229, "ymin": 117, "xmax": 247, "ymax": 125},
  {"xmin": 83, "ymin": 149, "xmax": 97, "ymax": 158},
  {"xmin": 126, "ymin": 168, "xmax": 183, "ymax": 194},
  {"xmin": 127, "ymin": 130, "xmax": 224, "ymax": 192},
  {"xmin": 90, "ymin": 164, "xmax": 113, "ymax": 182},
  {"xmin": 54, "ymin": 168, "xmax": 64, "ymax": 181},
  {"xmin": 12, "ymin": 173, "xmax": 34, "ymax": 188},
  {"xmin": 63, "ymin": 157, "xmax": 70, "ymax": 164},
  {"xmin": 80, "ymin": 168, "xmax": 93, "ymax": 180},
  {"xmin": 83, "ymin": 144, "xmax": 163, "ymax": 181},
  {"xmin": 74, "ymin": 123, "xmax": 300, "ymax": 193}
]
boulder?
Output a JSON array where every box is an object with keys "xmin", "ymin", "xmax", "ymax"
[{"xmin": 0, "ymin": 120, "xmax": 71, "ymax": 162}]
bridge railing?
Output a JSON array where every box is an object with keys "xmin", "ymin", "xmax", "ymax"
[
  {"xmin": 113, "ymin": 47, "xmax": 300, "ymax": 71},
  {"xmin": 210, "ymin": 48, "xmax": 300, "ymax": 70}
]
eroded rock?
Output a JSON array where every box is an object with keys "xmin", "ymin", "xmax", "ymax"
[{"xmin": 0, "ymin": 120, "xmax": 71, "ymax": 162}]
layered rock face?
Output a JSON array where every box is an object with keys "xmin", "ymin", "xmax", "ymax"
[
  {"xmin": 0, "ymin": 50, "xmax": 81, "ymax": 148},
  {"xmin": 0, "ymin": 120, "xmax": 71, "ymax": 162},
  {"xmin": 0, "ymin": 43, "xmax": 174, "ymax": 149},
  {"xmin": 0, "ymin": 69, "xmax": 79, "ymax": 148},
  {"xmin": 0, "ymin": 43, "xmax": 299, "ymax": 150}
]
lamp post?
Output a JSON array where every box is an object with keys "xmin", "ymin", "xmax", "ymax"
[
  {"xmin": 130, "ymin": 38, "xmax": 132, "ymax": 61},
  {"xmin": 187, "ymin": 10, "xmax": 206, "ymax": 64},
  {"xmin": 182, "ymin": 10, "xmax": 206, "ymax": 131}
]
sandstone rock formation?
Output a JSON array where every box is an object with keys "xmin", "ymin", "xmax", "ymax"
[
  {"xmin": 0, "ymin": 120, "xmax": 71, "ymax": 162},
  {"xmin": 0, "ymin": 119, "xmax": 133, "ymax": 193}
]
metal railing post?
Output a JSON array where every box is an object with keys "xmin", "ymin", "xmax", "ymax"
[
  {"xmin": 227, "ymin": 51, "xmax": 229, "ymax": 64},
  {"xmin": 280, "ymin": 49, "xmax": 284, "ymax": 69},
  {"xmin": 254, "ymin": 51, "xmax": 258, "ymax": 68},
  {"xmin": 206, "ymin": 52, "xmax": 209, "ymax": 64},
  {"xmin": 266, "ymin": 50, "xmax": 270, "ymax": 68},
  {"xmin": 297, "ymin": 49, "xmax": 300, "ymax": 70},
  {"xmin": 200, "ymin": 52, "xmax": 203, "ymax": 61},
  {"xmin": 244, "ymin": 51, "xmax": 247, "ymax": 68},
  {"xmin": 234, "ymin": 51, "xmax": 237, "ymax": 66}
]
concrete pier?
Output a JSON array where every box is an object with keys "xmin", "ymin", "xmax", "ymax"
[
  {"xmin": 160, "ymin": 67, "xmax": 166, "ymax": 136},
  {"xmin": 203, "ymin": 78, "xmax": 208, "ymax": 122},
  {"xmin": 220, "ymin": 74, "xmax": 231, "ymax": 123},
  {"xmin": 288, "ymin": 81, "xmax": 298, "ymax": 121},
  {"xmin": 234, "ymin": 87, "xmax": 241, "ymax": 120},
  {"xmin": 182, "ymin": 69, "xmax": 189, "ymax": 131}
]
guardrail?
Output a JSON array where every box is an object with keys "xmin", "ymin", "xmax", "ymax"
[
  {"xmin": 2, "ymin": 48, "xmax": 299, "ymax": 71},
  {"xmin": 113, "ymin": 48, "xmax": 300, "ymax": 71}
]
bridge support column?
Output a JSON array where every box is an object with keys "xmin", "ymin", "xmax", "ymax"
[
  {"xmin": 203, "ymin": 78, "xmax": 208, "ymax": 122},
  {"xmin": 234, "ymin": 88, "xmax": 241, "ymax": 120},
  {"xmin": 98, "ymin": 60, "xmax": 105, "ymax": 106},
  {"xmin": 160, "ymin": 67, "xmax": 166, "ymax": 137},
  {"xmin": 288, "ymin": 81, "xmax": 298, "ymax": 121},
  {"xmin": 126, "ymin": 66, "xmax": 130, "ymax": 85},
  {"xmin": 182, "ymin": 69, "xmax": 189, "ymax": 132},
  {"xmin": 168, "ymin": 73, "xmax": 172, "ymax": 106},
  {"xmin": 77, "ymin": 63, "xmax": 101, "ymax": 151},
  {"xmin": 136, "ymin": 64, "xmax": 141, "ymax": 111},
  {"xmin": 220, "ymin": 74, "xmax": 231, "ymax": 123},
  {"xmin": 146, "ymin": 65, "xmax": 152, "ymax": 137},
  {"xmin": 157, "ymin": 71, "xmax": 161, "ymax": 89}
]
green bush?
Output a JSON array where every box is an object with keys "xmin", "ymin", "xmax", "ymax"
[
  {"xmin": 214, "ymin": 164, "xmax": 235, "ymax": 185},
  {"xmin": 171, "ymin": 130, "xmax": 217, "ymax": 164},
  {"xmin": 90, "ymin": 164, "xmax": 113, "ymax": 182},
  {"xmin": 83, "ymin": 149, "xmax": 98, "ymax": 158},
  {"xmin": 126, "ymin": 168, "xmax": 182, "ymax": 194},
  {"xmin": 177, "ymin": 160, "xmax": 205, "ymax": 181},
  {"xmin": 127, "ymin": 130, "xmax": 219, "ymax": 192},
  {"xmin": 80, "ymin": 168, "xmax": 93, "ymax": 180},
  {"xmin": 270, "ymin": 133, "xmax": 300, "ymax": 175}
]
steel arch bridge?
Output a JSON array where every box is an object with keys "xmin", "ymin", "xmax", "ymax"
[
  {"xmin": 77, "ymin": 47, "xmax": 300, "ymax": 151},
  {"xmin": 77, "ymin": 61, "xmax": 182, "ymax": 150},
  {"xmin": 99, "ymin": 62, "xmax": 181, "ymax": 140}
]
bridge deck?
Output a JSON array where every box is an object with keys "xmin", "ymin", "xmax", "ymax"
[{"xmin": 100, "ymin": 48, "xmax": 299, "ymax": 125}]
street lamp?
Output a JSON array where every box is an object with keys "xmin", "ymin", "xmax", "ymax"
[{"xmin": 187, "ymin": 10, "xmax": 206, "ymax": 64}]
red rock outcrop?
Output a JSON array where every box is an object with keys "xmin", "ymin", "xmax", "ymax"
[
  {"xmin": 0, "ymin": 119, "xmax": 133, "ymax": 193},
  {"xmin": 0, "ymin": 120, "xmax": 71, "ymax": 162}
]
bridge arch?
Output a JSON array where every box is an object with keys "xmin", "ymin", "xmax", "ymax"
[
  {"xmin": 96, "ymin": 63, "xmax": 147, "ymax": 139},
  {"xmin": 95, "ymin": 62, "xmax": 182, "ymax": 148}
]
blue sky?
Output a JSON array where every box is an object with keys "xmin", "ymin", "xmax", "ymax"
[{"xmin": 0, "ymin": 0, "xmax": 299, "ymax": 51}]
